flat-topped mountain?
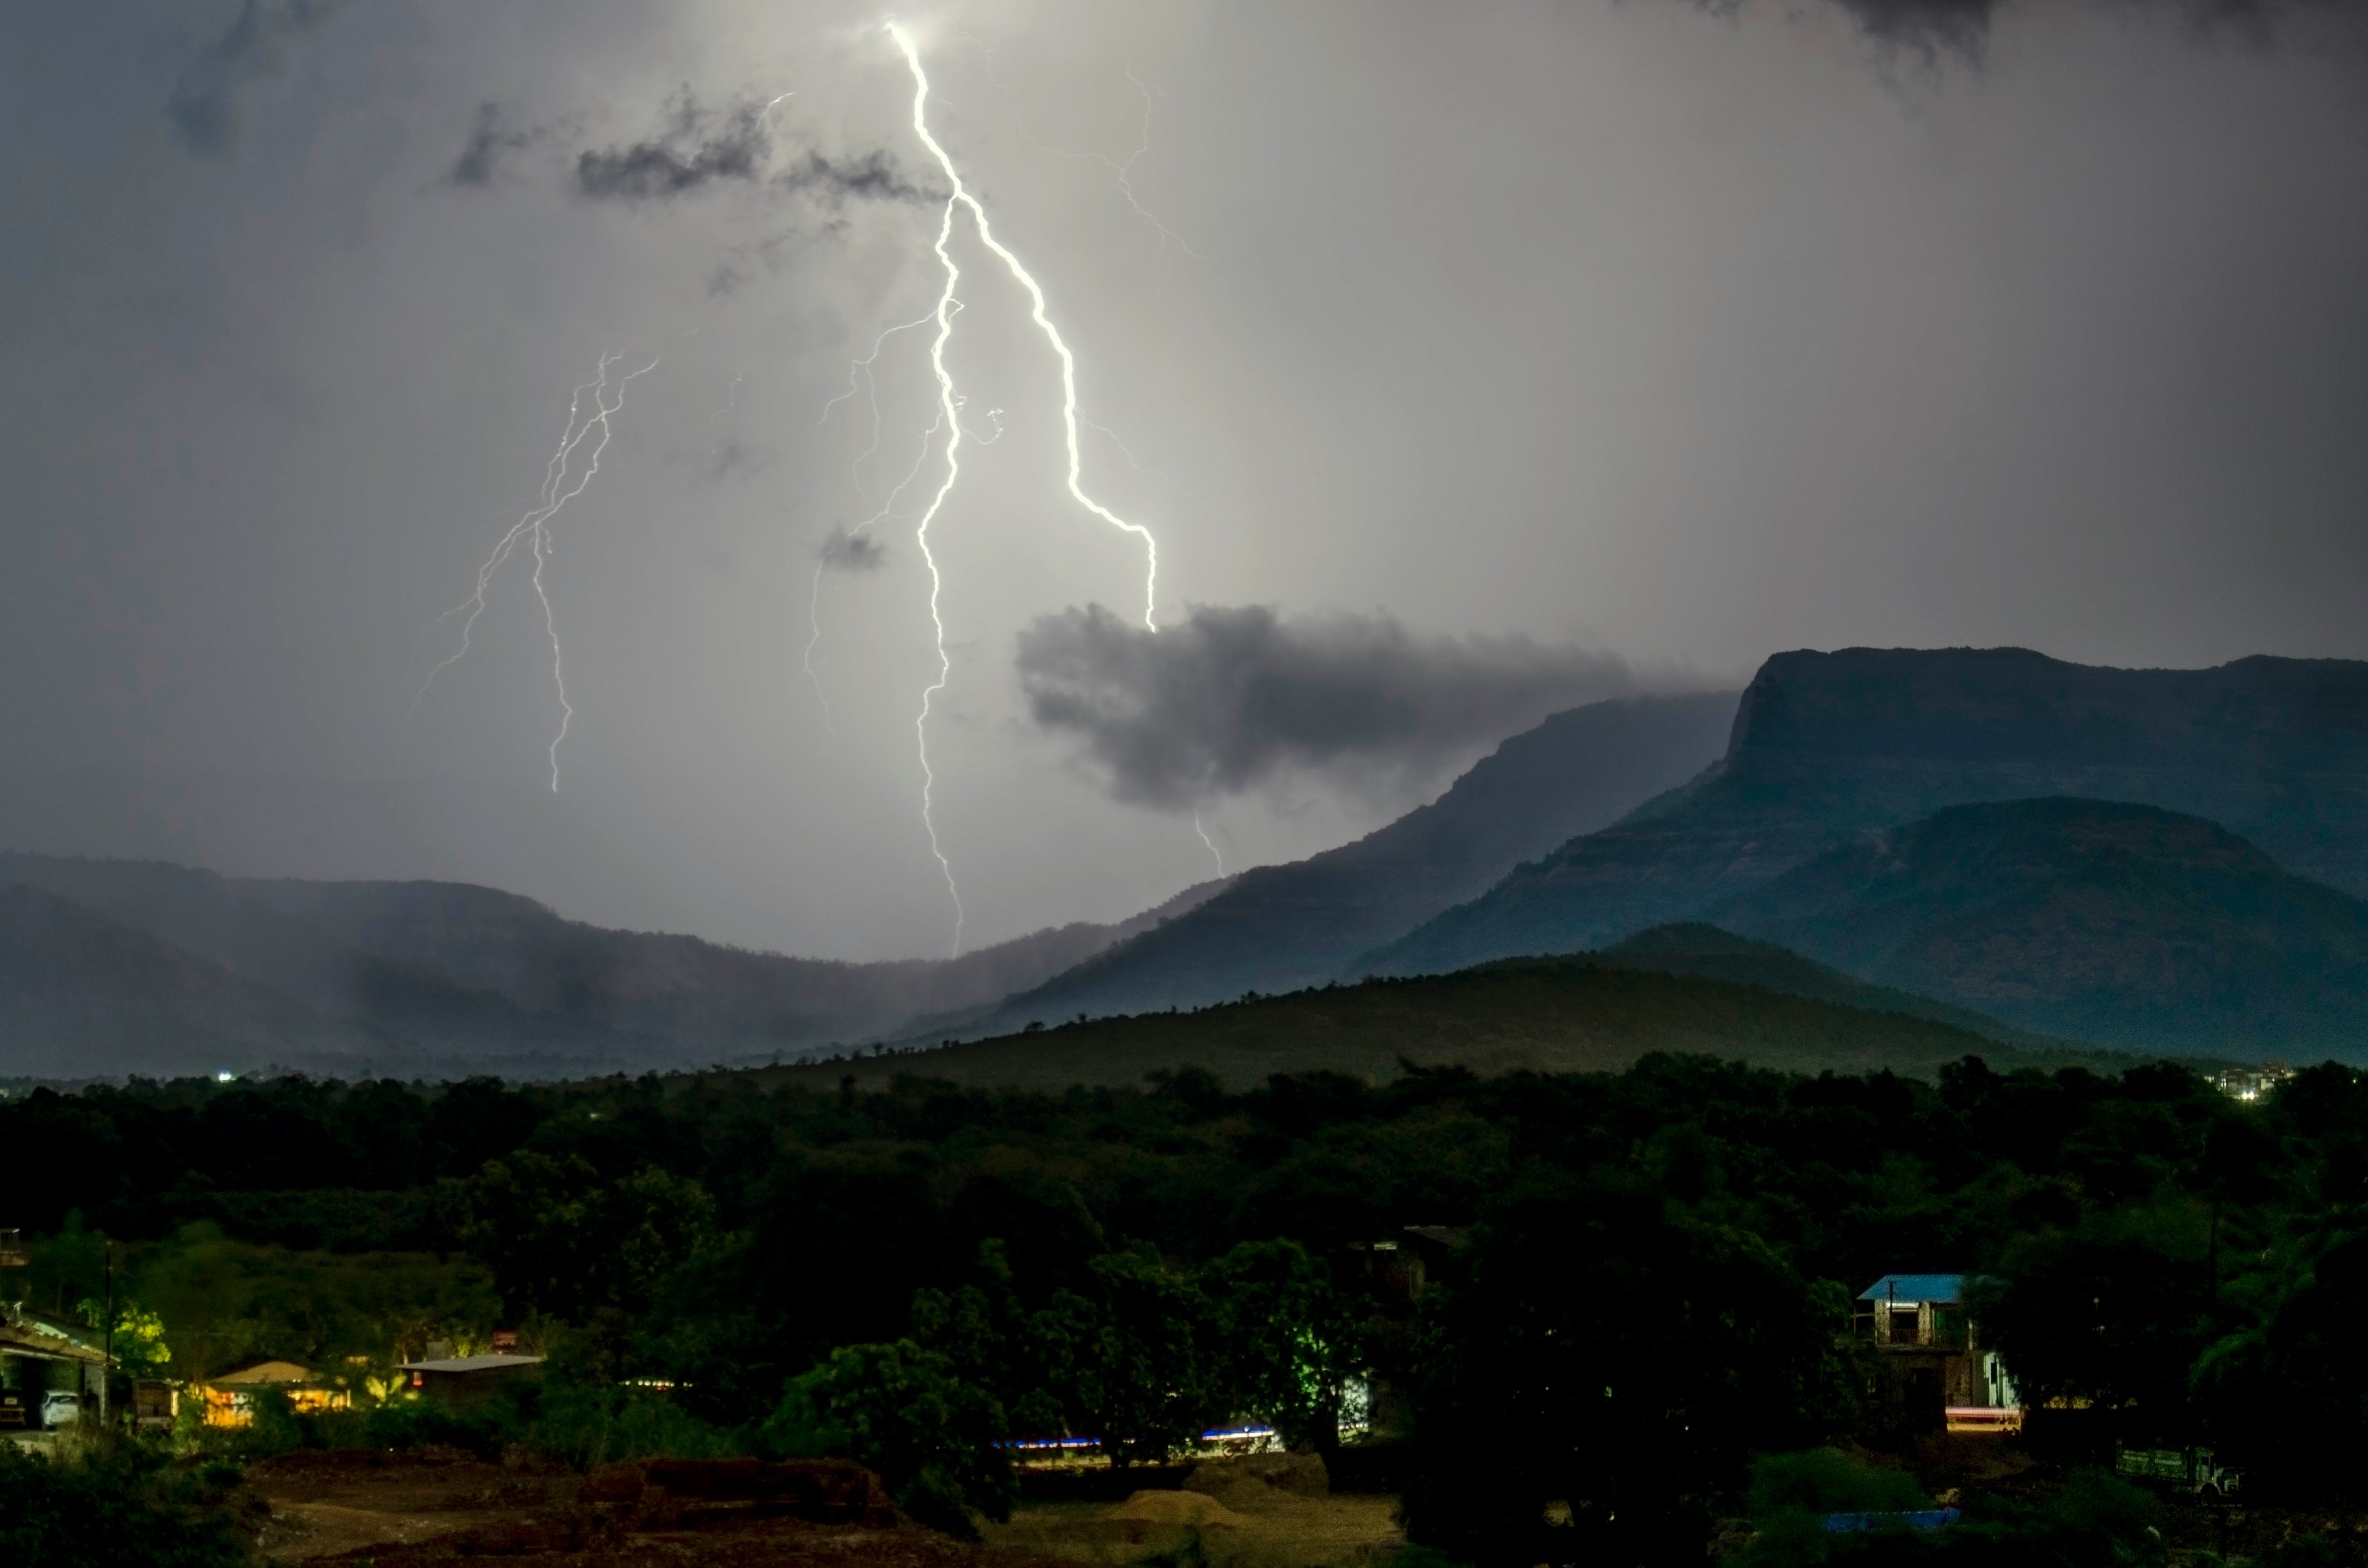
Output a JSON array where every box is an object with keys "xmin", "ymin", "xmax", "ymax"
[{"xmin": 1368, "ymin": 648, "xmax": 2368, "ymax": 980}]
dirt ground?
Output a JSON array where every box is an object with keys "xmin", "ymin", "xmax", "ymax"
[
  {"xmin": 248, "ymin": 1446, "xmax": 586, "ymax": 1562},
  {"xmin": 242, "ymin": 1449, "xmax": 1404, "ymax": 1568},
  {"xmin": 986, "ymin": 1454, "xmax": 1404, "ymax": 1568}
]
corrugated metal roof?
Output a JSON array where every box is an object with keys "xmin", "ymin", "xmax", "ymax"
[
  {"xmin": 1858, "ymin": 1274, "xmax": 1966, "ymax": 1304},
  {"xmin": 399, "ymin": 1354, "xmax": 545, "ymax": 1374},
  {"xmin": 0, "ymin": 1313, "xmax": 107, "ymax": 1365}
]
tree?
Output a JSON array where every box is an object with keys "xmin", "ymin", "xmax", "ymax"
[
  {"xmin": 1053, "ymin": 1248, "xmax": 1220, "ymax": 1465},
  {"xmin": 1402, "ymin": 1172, "xmax": 1845, "ymax": 1568},
  {"xmin": 1976, "ymin": 1218, "xmax": 2217, "ymax": 1443},
  {"xmin": 1200, "ymin": 1237, "xmax": 1369, "ymax": 1461},
  {"xmin": 763, "ymin": 1339, "xmax": 1015, "ymax": 1536},
  {"xmin": 466, "ymin": 1154, "xmax": 713, "ymax": 1377}
]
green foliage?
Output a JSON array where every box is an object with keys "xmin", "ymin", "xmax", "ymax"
[
  {"xmin": 1402, "ymin": 1170, "xmax": 1851, "ymax": 1568},
  {"xmin": 128, "ymin": 1222, "xmax": 498, "ymax": 1382},
  {"xmin": 0, "ymin": 1440, "xmax": 254, "ymax": 1568},
  {"xmin": 1738, "ymin": 1470, "xmax": 2163, "ymax": 1568},
  {"xmin": 1199, "ymin": 1237, "xmax": 1368, "ymax": 1453},
  {"xmin": 75, "ymin": 1296, "xmax": 173, "ymax": 1376},
  {"xmin": 17, "ymin": 1040, "xmax": 2368, "ymax": 1532},
  {"xmin": 1747, "ymin": 1450, "xmax": 1929, "ymax": 1518},
  {"xmin": 464, "ymin": 1152, "xmax": 715, "ymax": 1326},
  {"xmin": 763, "ymin": 1339, "xmax": 1015, "ymax": 1536},
  {"xmin": 1039, "ymin": 1247, "xmax": 1220, "ymax": 1465},
  {"xmin": 526, "ymin": 1380, "xmax": 735, "ymax": 1470}
]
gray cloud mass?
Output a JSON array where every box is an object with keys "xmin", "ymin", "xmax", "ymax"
[
  {"xmin": 1018, "ymin": 605, "xmax": 1653, "ymax": 810},
  {"xmin": 576, "ymin": 93, "xmax": 771, "ymax": 200},
  {"xmin": 449, "ymin": 103, "xmax": 540, "ymax": 187},
  {"xmin": 574, "ymin": 94, "xmax": 935, "ymax": 205},
  {"xmin": 165, "ymin": 0, "xmax": 334, "ymax": 157},
  {"xmin": 1749, "ymin": 0, "xmax": 2353, "ymax": 57},
  {"xmin": 819, "ymin": 526, "xmax": 886, "ymax": 573}
]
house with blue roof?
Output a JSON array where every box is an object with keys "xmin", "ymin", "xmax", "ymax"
[{"xmin": 1854, "ymin": 1274, "xmax": 2019, "ymax": 1434}]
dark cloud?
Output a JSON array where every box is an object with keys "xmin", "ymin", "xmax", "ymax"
[
  {"xmin": 450, "ymin": 103, "xmax": 541, "ymax": 187},
  {"xmin": 1695, "ymin": 0, "xmax": 2346, "ymax": 58},
  {"xmin": 165, "ymin": 0, "xmax": 332, "ymax": 157},
  {"xmin": 574, "ymin": 93, "xmax": 938, "ymax": 204},
  {"xmin": 1016, "ymin": 604, "xmax": 1654, "ymax": 810},
  {"xmin": 576, "ymin": 94, "xmax": 769, "ymax": 200},
  {"xmin": 819, "ymin": 526, "xmax": 886, "ymax": 573},
  {"xmin": 779, "ymin": 149, "xmax": 935, "ymax": 205}
]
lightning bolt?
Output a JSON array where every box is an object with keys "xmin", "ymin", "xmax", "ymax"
[
  {"xmin": 889, "ymin": 21, "xmax": 1165, "ymax": 958},
  {"xmin": 1193, "ymin": 811, "xmax": 1226, "ymax": 877},
  {"xmin": 890, "ymin": 24, "xmax": 1160, "ymax": 632},
  {"xmin": 417, "ymin": 349, "xmax": 658, "ymax": 791}
]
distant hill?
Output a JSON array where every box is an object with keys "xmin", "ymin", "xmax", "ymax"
[
  {"xmin": 1712, "ymin": 797, "xmax": 2368, "ymax": 1057},
  {"xmin": 791, "ymin": 957, "xmax": 2129, "ymax": 1093},
  {"xmin": 0, "ymin": 854, "xmax": 1227, "ymax": 1079},
  {"xmin": 966, "ymin": 692, "xmax": 1739, "ymax": 1030},
  {"xmin": 0, "ymin": 883, "xmax": 372, "ymax": 1079},
  {"xmin": 1370, "ymin": 648, "xmax": 2368, "ymax": 978},
  {"xmin": 1597, "ymin": 923, "xmax": 2058, "ymax": 1046},
  {"xmin": 231, "ymin": 870, "xmax": 1226, "ymax": 1054}
]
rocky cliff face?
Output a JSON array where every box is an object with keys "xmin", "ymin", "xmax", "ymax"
[{"xmin": 1368, "ymin": 648, "xmax": 2368, "ymax": 979}]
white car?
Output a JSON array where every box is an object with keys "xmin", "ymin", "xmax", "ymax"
[{"xmin": 39, "ymin": 1392, "xmax": 81, "ymax": 1430}]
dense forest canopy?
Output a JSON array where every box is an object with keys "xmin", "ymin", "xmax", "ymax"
[{"xmin": 6, "ymin": 1049, "xmax": 2367, "ymax": 1556}]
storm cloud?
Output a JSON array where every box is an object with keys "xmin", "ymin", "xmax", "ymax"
[
  {"xmin": 450, "ymin": 103, "xmax": 540, "ymax": 187},
  {"xmin": 1017, "ymin": 605, "xmax": 1654, "ymax": 811},
  {"xmin": 1748, "ymin": 0, "xmax": 2352, "ymax": 56},
  {"xmin": 819, "ymin": 526, "xmax": 886, "ymax": 573},
  {"xmin": 573, "ymin": 95, "xmax": 935, "ymax": 205},
  {"xmin": 576, "ymin": 94, "xmax": 771, "ymax": 200},
  {"xmin": 165, "ymin": 0, "xmax": 332, "ymax": 157}
]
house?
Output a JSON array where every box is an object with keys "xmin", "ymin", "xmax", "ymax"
[
  {"xmin": 0, "ymin": 1304, "xmax": 108, "ymax": 1428},
  {"xmin": 1854, "ymin": 1274, "xmax": 2019, "ymax": 1434},
  {"xmin": 399, "ymin": 1352, "xmax": 545, "ymax": 1407},
  {"xmin": 2214, "ymin": 1061, "xmax": 2293, "ymax": 1102},
  {"xmin": 200, "ymin": 1359, "xmax": 351, "ymax": 1427}
]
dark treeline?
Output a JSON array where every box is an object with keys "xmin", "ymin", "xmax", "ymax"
[{"xmin": 7, "ymin": 1052, "xmax": 2367, "ymax": 1562}]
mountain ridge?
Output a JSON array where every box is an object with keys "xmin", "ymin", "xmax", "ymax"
[
  {"xmin": 1712, "ymin": 796, "xmax": 2368, "ymax": 1056},
  {"xmin": 1367, "ymin": 647, "xmax": 2368, "ymax": 978},
  {"xmin": 965, "ymin": 692, "xmax": 1740, "ymax": 1030}
]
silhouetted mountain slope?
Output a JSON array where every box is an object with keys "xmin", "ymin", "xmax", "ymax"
[
  {"xmin": 1711, "ymin": 798, "xmax": 2368, "ymax": 1056},
  {"xmin": 791, "ymin": 958, "xmax": 2126, "ymax": 1093},
  {"xmin": 1370, "ymin": 648, "xmax": 2368, "ymax": 977},
  {"xmin": 1597, "ymin": 924, "xmax": 2052, "ymax": 1044},
  {"xmin": 233, "ymin": 873, "xmax": 1227, "ymax": 1052},
  {"xmin": 0, "ymin": 883, "xmax": 368, "ymax": 1078},
  {"xmin": 0, "ymin": 855, "xmax": 568, "ymax": 1055},
  {"xmin": 0, "ymin": 852, "xmax": 1229, "ymax": 1076},
  {"xmin": 972, "ymin": 692, "xmax": 1739, "ymax": 1027}
]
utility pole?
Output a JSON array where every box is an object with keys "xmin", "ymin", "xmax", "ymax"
[{"xmin": 99, "ymin": 1242, "xmax": 113, "ymax": 1430}]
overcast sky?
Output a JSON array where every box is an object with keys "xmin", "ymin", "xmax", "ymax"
[{"xmin": 3, "ymin": 0, "xmax": 2365, "ymax": 961}]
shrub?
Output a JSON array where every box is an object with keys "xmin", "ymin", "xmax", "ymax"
[{"xmin": 0, "ymin": 1439, "xmax": 254, "ymax": 1568}]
